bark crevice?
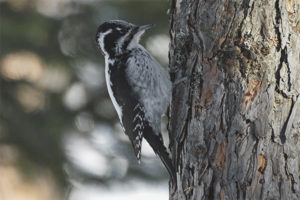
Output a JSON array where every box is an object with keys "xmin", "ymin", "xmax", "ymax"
[
  {"xmin": 279, "ymin": 98, "xmax": 294, "ymax": 143},
  {"xmin": 274, "ymin": 0, "xmax": 282, "ymax": 51}
]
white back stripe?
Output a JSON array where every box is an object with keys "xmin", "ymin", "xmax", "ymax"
[{"xmin": 105, "ymin": 57, "xmax": 123, "ymax": 121}]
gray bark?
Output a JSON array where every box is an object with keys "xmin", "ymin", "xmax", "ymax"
[{"xmin": 168, "ymin": 0, "xmax": 300, "ymax": 199}]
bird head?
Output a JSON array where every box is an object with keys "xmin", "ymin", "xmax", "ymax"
[{"xmin": 96, "ymin": 20, "xmax": 154, "ymax": 57}]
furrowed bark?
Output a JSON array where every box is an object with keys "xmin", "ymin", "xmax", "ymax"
[{"xmin": 168, "ymin": 0, "xmax": 300, "ymax": 199}]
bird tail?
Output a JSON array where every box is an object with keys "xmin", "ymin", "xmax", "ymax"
[{"xmin": 143, "ymin": 128, "xmax": 177, "ymax": 185}]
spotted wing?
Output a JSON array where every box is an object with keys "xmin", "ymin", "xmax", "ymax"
[
  {"xmin": 121, "ymin": 102, "xmax": 145, "ymax": 162},
  {"xmin": 107, "ymin": 60, "xmax": 146, "ymax": 162}
]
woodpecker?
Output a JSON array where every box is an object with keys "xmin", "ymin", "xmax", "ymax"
[{"xmin": 95, "ymin": 20, "xmax": 176, "ymax": 183}]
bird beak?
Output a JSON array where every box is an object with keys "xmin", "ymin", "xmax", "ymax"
[
  {"xmin": 131, "ymin": 24, "xmax": 155, "ymax": 44},
  {"xmin": 137, "ymin": 24, "xmax": 155, "ymax": 32}
]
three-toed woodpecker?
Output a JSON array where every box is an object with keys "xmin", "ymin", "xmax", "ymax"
[{"xmin": 95, "ymin": 20, "xmax": 176, "ymax": 183}]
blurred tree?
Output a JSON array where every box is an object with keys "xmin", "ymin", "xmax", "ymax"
[
  {"xmin": 0, "ymin": 1, "xmax": 171, "ymax": 198},
  {"xmin": 168, "ymin": 0, "xmax": 300, "ymax": 199},
  {"xmin": 0, "ymin": 3, "xmax": 72, "ymax": 186}
]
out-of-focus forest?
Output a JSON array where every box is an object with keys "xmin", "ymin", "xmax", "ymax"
[{"xmin": 0, "ymin": 0, "xmax": 170, "ymax": 199}]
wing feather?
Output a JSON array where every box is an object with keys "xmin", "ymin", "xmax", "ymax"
[{"xmin": 107, "ymin": 59, "xmax": 146, "ymax": 162}]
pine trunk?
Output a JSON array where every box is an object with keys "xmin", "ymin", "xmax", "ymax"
[{"xmin": 168, "ymin": 0, "xmax": 300, "ymax": 199}]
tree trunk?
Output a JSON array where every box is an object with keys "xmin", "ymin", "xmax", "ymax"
[{"xmin": 168, "ymin": 0, "xmax": 300, "ymax": 199}]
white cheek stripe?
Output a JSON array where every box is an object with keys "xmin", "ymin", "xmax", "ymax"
[
  {"xmin": 97, "ymin": 29, "xmax": 112, "ymax": 57},
  {"xmin": 105, "ymin": 57, "xmax": 123, "ymax": 121}
]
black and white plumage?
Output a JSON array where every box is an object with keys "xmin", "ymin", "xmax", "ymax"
[{"xmin": 95, "ymin": 20, "xmax": 176, "ymax": 183}]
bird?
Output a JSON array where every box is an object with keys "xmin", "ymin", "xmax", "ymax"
[{"xmin": 95, "ymin": 20, "xmax": 176, "ymax": 184}]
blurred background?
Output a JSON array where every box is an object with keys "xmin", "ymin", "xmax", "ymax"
[{"xmin": 0, "ymin": 0, "xmax": 171, "ymax": 199}]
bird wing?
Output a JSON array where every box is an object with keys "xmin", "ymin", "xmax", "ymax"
[
  {"xmin": 122, "ymin": 101, "xmax": 145, "ymax": 162},
  {"xmin": 108, "ymin": 60, "xmax": 146, "ymax": 162},
  {"xmin": 123, "ymin": 51, "xmax": 176, "ymax": 181}
]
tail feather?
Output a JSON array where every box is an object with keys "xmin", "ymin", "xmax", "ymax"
[{"xmin": 143, "ymin": 128, "xmax": 177, "ymax": 185}]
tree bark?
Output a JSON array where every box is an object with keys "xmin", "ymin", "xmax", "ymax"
[{"xmin": 168, "ymin": 0, "xmax": 300, "ymax": 199}]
